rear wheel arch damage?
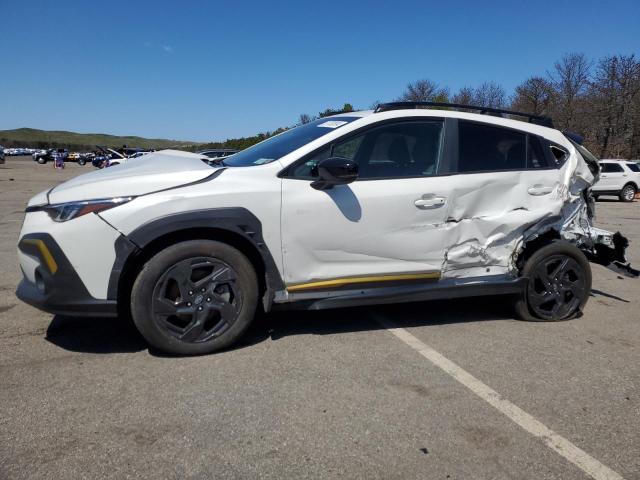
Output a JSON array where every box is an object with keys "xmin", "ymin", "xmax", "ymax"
[{"xmin": 514, "ymin": 239, "xmax": 592, "ymax": 321}]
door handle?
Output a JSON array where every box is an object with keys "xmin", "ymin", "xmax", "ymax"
[
  {"xmin": 415, "ymin": 195, "xmax": 445, "ymax": 208},
  {"xmin": 527, "ymin": 185, "xmax": 554, "ymax": 196}
]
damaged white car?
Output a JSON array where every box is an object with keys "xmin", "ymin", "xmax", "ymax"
[{"xmin": 16, "ymin": 102, "xmax": 637, "ymax": 355}]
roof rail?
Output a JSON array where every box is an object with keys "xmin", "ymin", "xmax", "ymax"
[{"xmin": 374, "ymin": 101, "xmax": 554, "ymax": 128}]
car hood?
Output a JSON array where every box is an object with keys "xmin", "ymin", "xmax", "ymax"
[{"xmin": 47, "ymin": 150, "xmax": 218, "ymax": 204}]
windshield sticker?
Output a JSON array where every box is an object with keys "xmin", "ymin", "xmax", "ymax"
[{"xmin": 317, "ymin": 120, "xmax": 348, "ymax": 129}]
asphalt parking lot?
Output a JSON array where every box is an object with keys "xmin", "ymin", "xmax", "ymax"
[{"xmin": 1, "ymin": 156, "xmax": 639, "ymax": 480}]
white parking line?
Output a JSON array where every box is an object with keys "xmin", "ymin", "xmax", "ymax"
[{"xmin": 374, "ymin": 315, "xmax": 624, "ymax": 480}]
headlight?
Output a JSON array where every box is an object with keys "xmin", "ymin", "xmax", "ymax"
[{"xmin": 26, "ymin": 197, "xmax": 134, "ymax": 222}]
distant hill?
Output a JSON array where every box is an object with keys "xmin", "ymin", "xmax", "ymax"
[{"xmin": 0, "ymin": 128, "xmax": 199, "ymax": 152}]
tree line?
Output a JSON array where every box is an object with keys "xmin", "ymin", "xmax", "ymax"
[
  {"xmin": 396, "ymin": 53, "xmax": 640, "ymax": 159},
  {"xmin": 204, "ymin": 52, "xmax": 640, "ymax": 160}
]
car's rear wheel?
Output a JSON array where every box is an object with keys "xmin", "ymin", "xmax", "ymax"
[
  {"xmin": 619, "ymin": 183, "xmax": 636, "ymax": 202},
  {"xmin": 515, "ymin": 241, "xmax": 591, "ymax": 322},
  {"xmin": 131, "ymin": 240, "xmax": 258, "ymax": 355}
]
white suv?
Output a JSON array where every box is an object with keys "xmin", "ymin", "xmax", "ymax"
[
  {"xmin": 16, "ymin": 102, "xmax": 637, "ymax": 355},
  {"xmin": 592, "ymin": 159, "xmax": 639, "ymax": 202}
]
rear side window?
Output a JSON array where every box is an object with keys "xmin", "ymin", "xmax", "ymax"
[
  {"xmin": 626, "ymin": 162, "xmax": 640, "ymax": 172},
  {"xmin": 601, "ymin": 163, "xmax": 624, "ymax": 173},
  {"xmin": 527, "ymin": 136, "xmax": 549, "ymax": 169},
  {"xmin": 457, "ymin": 122, "xmax": 526, "ymax": 172}
]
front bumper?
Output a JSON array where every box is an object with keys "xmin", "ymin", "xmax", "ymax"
[{"xmin": 16, "ymin": 233, "xmax": 117, "ymax": 317}]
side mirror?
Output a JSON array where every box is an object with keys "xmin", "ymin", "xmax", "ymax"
[{"xmin": 311, "ymin": 157, "xmax": 358, "ymax": 190}]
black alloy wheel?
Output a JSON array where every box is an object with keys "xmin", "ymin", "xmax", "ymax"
[
  {"xmin": 130, "ymin": 240, "xmax": 258, "ymax": 355},
  {"xmin": 515, "ymin": 241, "xmax": 592, "ymax": 322},
  {"xmin": 526, "ymin": 255, "xmax": 587, "ymax": 320},
  {"xmin": 151, "ymin": 257, "xmax": 240, "ymax": 343}
]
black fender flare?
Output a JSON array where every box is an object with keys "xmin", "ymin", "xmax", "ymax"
[{"xmin": 107, "ymin": 208, "xmax": 284, "ymax": 309}]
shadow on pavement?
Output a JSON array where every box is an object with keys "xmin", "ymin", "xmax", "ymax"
[
  {"xmin": 247, "ymin": 295, "xmax": 518, "ymax": 345},
  {"xmin": 46, "ymin": 314, "xmax": 146, "ymax": 354},
  {"xmin": 45, "ymin": 295, "xmax": 518, "ymax": 355},
  {"xmin": 590, "ymin": 289, "xmax": 630, "ymax": 303}
]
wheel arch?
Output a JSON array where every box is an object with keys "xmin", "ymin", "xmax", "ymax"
[{"xmin": 108, "ymin": 208, "xmax": 284, "ymax": 316}]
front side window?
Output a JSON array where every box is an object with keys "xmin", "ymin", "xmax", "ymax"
[
  {"xmin": 457, "ymin": 121, "xmax": 526, "ymax": 172},
  {"xmin": 290, "ymin": 120, "xmax": 444, "ymax": 179},
  {"xmin": 224, "ymin": 116, "xmax": 361, "ymax": 167}
]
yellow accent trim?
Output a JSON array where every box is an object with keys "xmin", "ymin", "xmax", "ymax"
[
  {"xmin": 287, "ymin": 271, "xmax": 440, "ymax": 292},
  {"xmin": 22, "ymin": 239, "xmax": 58, "ymax": 274}
]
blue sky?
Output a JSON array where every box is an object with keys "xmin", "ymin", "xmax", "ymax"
[{"xmin": 1, "ymin": 0, "xmax": 639, "ymax": 142}]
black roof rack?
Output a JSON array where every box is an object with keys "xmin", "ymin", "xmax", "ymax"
[{"xmin": 374, "ymin": 101, "xmax": 554, "ymax": 128}]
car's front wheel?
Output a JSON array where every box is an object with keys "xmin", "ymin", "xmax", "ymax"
[
  {"xmin": 515, "ymin": 241, "xmax": 591, "ymax": 322},
  {"xmin": 37, "ymin": 157, "xmax": 46, "ymax": 164},
  {"xmin": 619, "ymin": 183, "xmax": 636, "ymax": 202},
  {"xmin": 78, "ymin": 158, "xmax": 86, "ymax": 166},
  {"xmin": 131, "ymin": 240, "xmax": 258, "ymax": 355}
]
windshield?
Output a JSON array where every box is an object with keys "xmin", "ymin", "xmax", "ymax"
[{"xmin": 224, "ymin": 116, "xmax": 361, "ymax": 167}]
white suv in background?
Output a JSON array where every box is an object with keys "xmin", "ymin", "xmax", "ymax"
[
  {"xmin": 592, "ymin": 159, "xmax": 640, "ymax": 202},
  {"xmin": 16, "ymin": 102, "xmax": 638, "ymax": 355}
]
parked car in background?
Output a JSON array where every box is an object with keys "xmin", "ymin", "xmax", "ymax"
[
  {"xmin": 33, "ymin": 149, "xmax": 90, "ymax": 165},
  {"xmin": 0, "ymin": 146, "xmax": 5, "ymax": 164},
  {"xmin": 92, "ymin": 147, "xmax": 126, "ymax": 168},
  {"xmin": 33, "ymin": 149, "xmax": 67, "ymax": 164},
  {"xmin": 592, "ymin": 159, "xmax": 640, "ymax": 202},
  {"xmin": 92, "ymin": 147, "xmax": 158, "ymax": 167},
  {"xmin": 196, "ymin": 149, "xmax": 238, "ymax": 163}
]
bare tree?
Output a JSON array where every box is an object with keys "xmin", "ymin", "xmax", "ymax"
[
  {"xmin": 451, "ymin": 87, "xmax": 474, "ymax": 106},
  {"xmin": 549, "ymin": 53, "xmax": 591, "ymax": 130},
  {"xmin": 588, "ymin": 55, "xmax": 640, "ymax": 157},
  {"xmin": 298, "ymin": 113, "xmax": 313, "ymax": 125},
  {"xmin": 398, "ymin": 79, "xmax": 449, "ymax": 102},
  {"xmin": 511, "ymin": 77, "xmax": 555, "ymax": 115},
  {"xmin": 470, "ymin": 82, "xmax": 506, "ymax": 108}
]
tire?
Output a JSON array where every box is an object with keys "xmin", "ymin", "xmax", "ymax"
[
  {"xmin": 515, "ymin": 241, "xmax": 591, "ymax": 322},
  {"xmin": 130, "ymin": 240, "xmax": 258, "ymax": 355},
  {"xmin": 37, "ymin": 157, "xmax": 47, "ymax": 164},
  {"xmin": 78, "ymin": 159, "xmax": 86, "ymax": 166},
  {"xmin": 619, "ymin": 183, "xmax": 636, "ymax": 202}
]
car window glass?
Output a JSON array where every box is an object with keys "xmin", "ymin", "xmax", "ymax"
[
  {"xmin": 333, "ymin": 136, "xmax": 364, "ymax": 159},
  {"xmin": 601, "ymin": 163, "xmax": 623, "ymax": 173},
  {"xmin": 626, "ymin": 163, "xmax": 640, "ymax": 172},
  {"xmin": 457, "ymin": 121, "xmax": 526, "ymax": 172},
  {"xmin": 224, "ymin": 116, "xmax": 360, "ymax": 167},
  {"xmin": 527, "ymin": 136, "xmax": 548, "ymax": 169},
  {"xmin": 290, "ymin": 146, "xmax": 331, "ymax": 177},
  {"xmin": 290, "ymin": 121, "xmax": 443, "ymax": 180}
]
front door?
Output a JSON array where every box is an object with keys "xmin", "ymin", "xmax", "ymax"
[{"xmin": 280, "ymin": 119, "xmax": 452, "ymax": 291}]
